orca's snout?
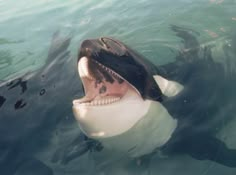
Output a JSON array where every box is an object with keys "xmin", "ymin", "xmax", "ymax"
[
  {"xmin": 78, "ymin": 37, "xmax": 127, "ymax": 60},
  {"xmin": 99, "ymin": 37, "xmax": 126, "ymax": 56},
  {"xmin": 79, "ymin": 38, "xmax": 107, "ymax": 51}
]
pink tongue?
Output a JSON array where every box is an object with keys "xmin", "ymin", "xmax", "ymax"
[
  {"xmin": 77, "ymin": 77, "xmax": 129, "ymax": 103},
  {"xmin": 95, "ymin": 80, "xmax": 128, "ymax": 98}
]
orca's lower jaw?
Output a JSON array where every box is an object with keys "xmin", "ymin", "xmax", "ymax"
[
  {"xmin": 72, "ymin": 56, "xmax": 149, "ymax": 138},
  {"xmin": 73, "ymin": 56, "xmax": 141, "ymax": 107}
]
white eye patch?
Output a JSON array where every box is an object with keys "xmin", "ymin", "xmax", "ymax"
[{"xmin": 153, "ymin": 75, "xmax": 184, "ymax": 97}]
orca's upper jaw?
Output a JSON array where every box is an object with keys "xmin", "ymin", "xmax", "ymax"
[
  {"xmin": 76, "ymin": 37, "xmax": 163, "ymax": 103},
  {"xmin": 78, "ymin": 37, "xmax": 127, "ymax": 59}
]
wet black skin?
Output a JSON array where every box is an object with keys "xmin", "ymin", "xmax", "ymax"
[{"xmin": 158, "ymin": 26, "xmax": 236, "ymax": 168}]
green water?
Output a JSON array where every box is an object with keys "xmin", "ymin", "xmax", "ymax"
[
  {"xmin": 1, "ymin": 0, "xmax": 236, "ymax": 175},
  {"xmin": 1, "ymin": 0, "xmax": 235, "ymax": 80}
]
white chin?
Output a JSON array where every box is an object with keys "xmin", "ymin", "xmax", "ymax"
[{"xmin": 72, "ymin": 88, "xmax": 151, "ymax": 138}]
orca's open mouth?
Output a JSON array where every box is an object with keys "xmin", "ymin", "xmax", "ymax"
[
  {"xmin": 72, "ymin": 37, "xmax": 163, "ymax": 104},
  {"xmin": 73, "ymin": 56, "xmax": 136, "ymax": 106}
]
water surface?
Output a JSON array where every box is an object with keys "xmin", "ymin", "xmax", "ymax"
[{"xmin": 0, "ymin": 0, "xmax": 236, "ymax": 175}]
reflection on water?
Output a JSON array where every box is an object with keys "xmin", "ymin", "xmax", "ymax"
[
  {"xmin": 0, "ymin": 0, "xmax": 236, "ymax": 175},
  {"xmin": 0, "ymin": 50, "xmax": 13, "ymax": 69}
]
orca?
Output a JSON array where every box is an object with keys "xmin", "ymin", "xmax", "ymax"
[
  {"xmin": 0, "ymin": 26, "xmax": 235, "ymax": 172},
  {"xmin": 72, "ymin": 26, "xmax": 236, "ymax": 167}
]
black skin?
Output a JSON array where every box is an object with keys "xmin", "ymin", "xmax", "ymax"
[
  {"xmin": 60, "ymin": 25, "xmax": 236, "ymax": 168},
  {"xmin": 158, "ymin": 25, "xmax": 236, "ymax": 167}
]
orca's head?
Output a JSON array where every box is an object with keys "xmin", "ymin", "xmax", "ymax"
[
  {"xmin": 76, "ymin": 37, "xmax": 162, "ymax": 100},
  {"xmin": 72, "ymin": 37, "xmax": 163, "ymax": 138}
]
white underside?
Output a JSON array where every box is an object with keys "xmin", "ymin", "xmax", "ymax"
[
  {"xmin": 97, "ymin": 100, "xmax": 178, "ymax": 157},
  {"xmin": 73, "ymin": 88, "xmax": 151, "ymax": 138},
  {"xmin": 73, "ymin": 74, "xmax": 184, "ymax": 157}
]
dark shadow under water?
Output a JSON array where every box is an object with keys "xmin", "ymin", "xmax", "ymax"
[{"xmin": 0, "ymin": 26, "xmax": 236, "ymax": 175}]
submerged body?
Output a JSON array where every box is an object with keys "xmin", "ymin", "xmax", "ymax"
[
  {"xmin": 72, "ymin": 26, "xmax": 236, "ymax": 167},
  {"xmin": 0, "ymin": 32, "xmax": 75, "ymax": 175}
]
